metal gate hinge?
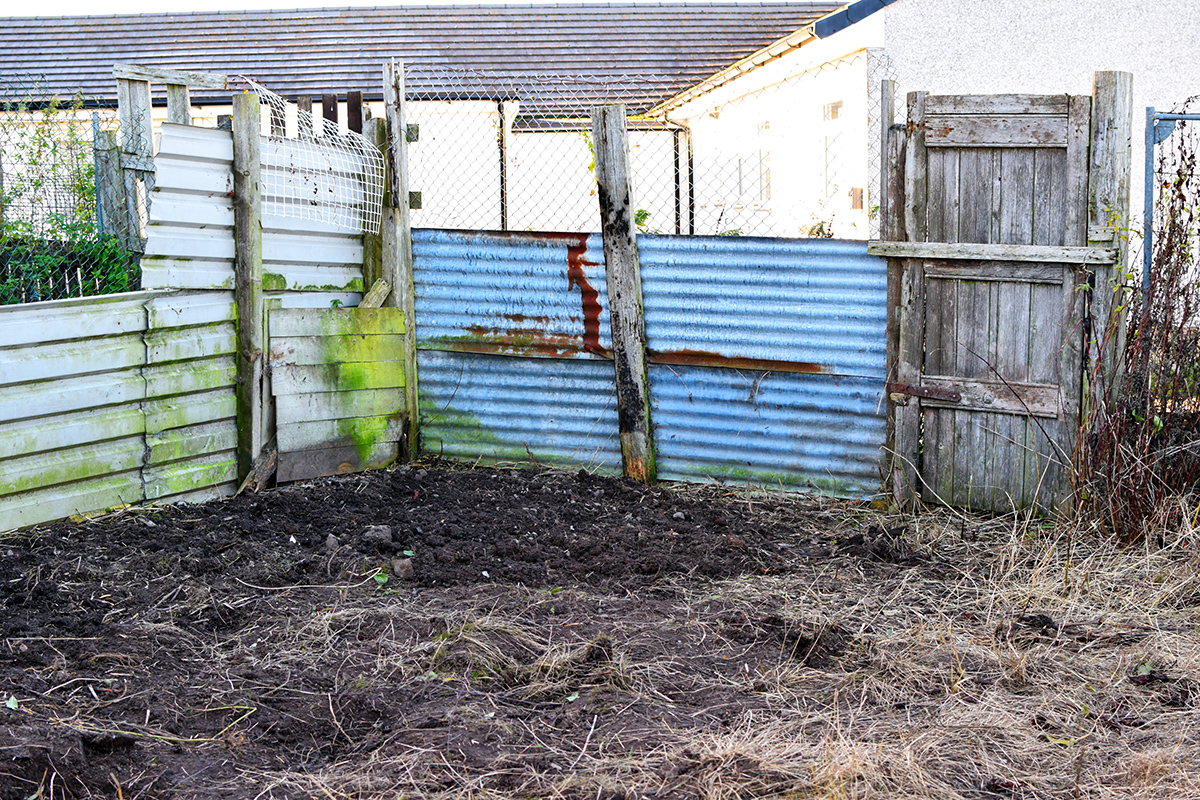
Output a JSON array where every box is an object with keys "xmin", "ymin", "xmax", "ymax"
[{"xmin": 886, "ymin": 381, "xmax": 962, "ymax": 403}]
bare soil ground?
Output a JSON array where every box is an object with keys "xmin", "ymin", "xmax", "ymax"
[{"xmin": 3, "ymin": 461, "xmax": 1200, "ymax": 799}]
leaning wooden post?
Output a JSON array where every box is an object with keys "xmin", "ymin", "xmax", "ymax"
[
  {"xmin": 1087, "ymin": 71, "xmax": 1134, "ymax": 386},
  {"xmin": 232, "ymin": 91, "xmax": 265, "ymax": 483},
  {"xmin": 879, "ymin": 79, "xmax": 909, "ymax": 505},
  {"xmin": 591, "ymin": 104, "xmax": 656, "ymax": 484},
  {"xmin": 383, "ymin": 60, "xmax": 420, "ymax": 459},
  {"xmin": 893, "ymin": 90, "xmax": 928, "ymax": 509}
]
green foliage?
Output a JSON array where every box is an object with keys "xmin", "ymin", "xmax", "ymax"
[{"xmin": 1, "ymin": 92, "xmax": 137, "ymax": 305}]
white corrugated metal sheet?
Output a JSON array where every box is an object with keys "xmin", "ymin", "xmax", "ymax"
[
  {"xmin": 143, "ymin": 124, "xmax": 236, "ymax": 291},
  {"xmin": 0, "ymin": 289, "xmax": 238, "ymax": 531},
  {"xmin": 145, "ymin": 125, "xmax": 367, "ymax": 308},
  {"xmin": 262, "ymin": 137, "xmax": 367, "ymax": 309}
]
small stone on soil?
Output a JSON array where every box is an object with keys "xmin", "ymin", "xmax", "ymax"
[
  {"xmin": 325, "ymin": 534, "xmax": 340, "ymax": 552},
  {"xmin": 363, "ymin": 526, "xmax": 394, "ymax": 546}
]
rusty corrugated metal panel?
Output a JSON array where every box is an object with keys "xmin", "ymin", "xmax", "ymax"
[
  {"xmin": 417, "ymin": 350, "xmax": 621, "ymax": 471},
  {"xmin": 639, "ymin": 235, "xmax": 887, "ymax": 496},
  {"xmin": 0, "ymin": 4, "xmax": 840, "ymax": 109},
  {"xmin": 650, "ymin": 367, "xmax": 885, "ymax": 495},
  {"xmin": 411, "ymin": 228, "xmax": 887, "ymax": 496},
  {"xmin": 638, "ymin": 234, "xmax": 887, "ymax": 379},
  {"xmin": 413, "ymin": 228, "xmax": 620, "ymax": 470},
  {"xmin": 412, "ymin": 229, "xmax": 611, "ymax": 359}
]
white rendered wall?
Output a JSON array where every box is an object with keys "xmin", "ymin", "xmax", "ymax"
[{"xmin": 882, "ymin": 0, "xmax": 1200, "ymax": 233}]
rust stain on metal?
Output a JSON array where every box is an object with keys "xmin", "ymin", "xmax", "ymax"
[
  {"xmin": 564, "ymin": 234, "xmax": 607, "ymax": 357},
  {"xmin": 458, "ymin": 323, "xmax": 597, "ymax": 359},
  {"xmin": 649, "ymin": 348, "xmax": 827, "ymax": 374}
]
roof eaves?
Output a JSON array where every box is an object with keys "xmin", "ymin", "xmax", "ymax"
[{"xmin": 645, "ymin": 18, "xmax": 828, "ymax": 118}]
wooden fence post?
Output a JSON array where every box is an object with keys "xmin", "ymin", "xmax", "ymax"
[
  {"xmin": 591, "ymin": 104, "xmax": 656, "ymax": 484},
  {"xmin": 1087, "ymin": 71, "xmax": 1134, "ymax": 383},
  {"xmin": 232, "ymin": 91, "xmax": 265, "ymax": 483},
  {"xmin": 93, "ymin": 129, "xmax": 127, "ymax": 246},
  {"xmin": 116, "ymin": 77, "xmax": 153, "ymax": 252},
  {"xmin": 383, "ymin": 60, "xmax": 419, "ymax": 459},
  {"xmin": 893, "ymin": 90, "xmax": 927, "ymax": 509},
  {"xmin": 880, "ymin": 79, "xmax": 911, "ymax": 506},
  {"xmin": 166, "ymin": 84, "xmax": 191, "ymax": 125}
]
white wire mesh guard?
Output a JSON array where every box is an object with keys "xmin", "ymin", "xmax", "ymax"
[{"xmin": 244, "ymin": 79, "xmax": 385, "ymax": 235}]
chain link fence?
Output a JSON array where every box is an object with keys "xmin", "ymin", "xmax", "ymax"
[
  {"xmin": 1, "ymin": 74, "xmax": 145, "ymax": 305},
  {"xmin": 867, "ymin": 49, "xmax": 900, "ymax": 239},
  {"xmin": 405, "ymin": 54, "xmax": 874, "ymax": 238}
]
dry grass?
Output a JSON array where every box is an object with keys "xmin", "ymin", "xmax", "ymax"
[{"xmin": 177, "ymin": 504, "xmax": 1200, "ymax": 800}]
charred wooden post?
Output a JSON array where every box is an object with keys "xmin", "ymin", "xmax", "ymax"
[
  {"xmin": 232, "ymin": 91, "xmax": 265, "ymax": 482},
  {"xmin": 590, "ymin": 104, "xmax": 656, "ymax": 484},
  {"xmin": 347, "ymin": 90, "xmax": 364, "ymax": 134}
]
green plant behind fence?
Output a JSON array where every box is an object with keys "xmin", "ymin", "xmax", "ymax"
[{"xmin": 0, "ymin": 78, "xmax": 139, "ymax": 305}]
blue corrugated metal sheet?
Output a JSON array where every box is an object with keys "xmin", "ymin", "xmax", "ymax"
[
  {"xmin": 639, "ymin": 235, "xmax": 887, "ymax": 494},
  {"xmin": 413, "ymin": 229, "xmax": 611, "ymax": 358},
  {"xmin": 413, "ymin": 229, "xmax": 619, "ymax": 470},
  {"xmin": 418, "ymin": 350, "xmax": 621, "ymax": 472},
  {"xmin": 412, "ymin": 229, "xmax": 887, "ymax": 496},
  {"xmin": 650, "ymin": 367, "xmax": 884, "ymax": 494},
  {"xmin": 638, "ymin": 235, "xmax": 887, "ymax": 378}
]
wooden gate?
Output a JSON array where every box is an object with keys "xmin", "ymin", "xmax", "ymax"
[{"xmin": 873, "ymin": 75, "xmax": 1132, "ymax": 512}]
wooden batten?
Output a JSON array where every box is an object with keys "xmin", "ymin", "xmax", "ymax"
[
  {"xmin": 1086, "ymin": 71, "xmax": 1134, "ymax": 383},
  {"xmin": 363, "ymin": 117, "xmax": 386, "ymax": 292},
  {"xmin": 112, "ymin": 64, "xmax": 227, "ymax": 89},
  {"xmin": 166, "ymin": 84, "xmax": 191, "ymax": 125}
]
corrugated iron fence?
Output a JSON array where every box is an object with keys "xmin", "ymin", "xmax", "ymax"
[{"xmin": 414, "ymin": 230, "xmax": 887, "ymax": 496}]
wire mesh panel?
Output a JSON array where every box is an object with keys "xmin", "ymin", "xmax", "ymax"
[
  {"xmin": 405, "ymin": 55, "xmax": 872, "ymax": 238},
  {"xmin": 0, "ymin": 74, "xmax": 142, "ymax": 305},
  {"xmin": 244, "ymin": 79, "xmax": 384, "ymax": 235}
]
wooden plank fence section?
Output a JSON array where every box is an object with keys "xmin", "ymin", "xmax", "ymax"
[
  {"xmin": 269, "ymin": 307, "xmax": 406, "ymax": 483},
  {"xmin": 259, "ymin": 134, "xmax": 371, "ymax": 306},
  {"xmin": 145, "ymin": 125, "xmax": 366, "ymax": 306},
  {"xmin": 0, "ymin": 290, "xmax": 239, "ymax": 531},
  {"xmin": 0, "ymin": 294, "xmax": 142, "ymax": 529},
  {"xmin": 117, "ymin": 291, "xmax": 236, "ymax": 504}
]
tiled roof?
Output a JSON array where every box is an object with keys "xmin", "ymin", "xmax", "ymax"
[{"xmin": 0, "ymin": 3, "xmax": 841, "ymax": 111}]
